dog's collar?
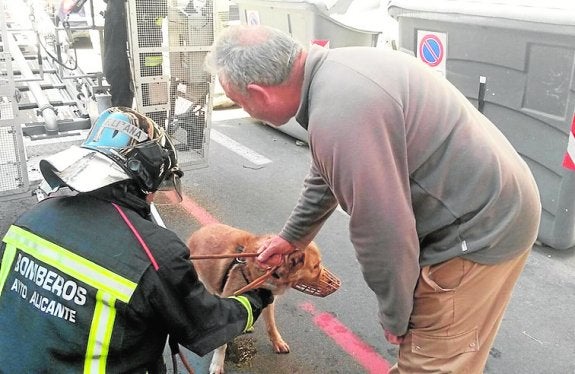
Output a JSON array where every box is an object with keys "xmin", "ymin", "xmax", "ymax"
[
  {"xmin": 234, "ymin": 245, "xmax": 247, "ymax": 264},
  {"xmin": 219, "ymin": 245, "xmax": 250, "ymax": 292}
]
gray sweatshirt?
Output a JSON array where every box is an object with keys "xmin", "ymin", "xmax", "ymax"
[{"xmin": 279, "ymin": 45, "xmax": 541, "ymax": 335}]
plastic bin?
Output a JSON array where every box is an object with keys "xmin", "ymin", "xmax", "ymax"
[
  {"xmin": 388, "ymin": 0, "xmax": 575, "ymax": 250},
  {"xmin": 234, "ymin": 0, "xmax": 381, "ymax": 141},
  {"xmin": 235, "ymin": 0, "xmax": 380, "ymax": 47}
]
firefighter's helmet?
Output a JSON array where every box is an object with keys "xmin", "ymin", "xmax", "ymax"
[{"xmin": 40, "ymin": 107, "xmax": 182, "ymax": 197}]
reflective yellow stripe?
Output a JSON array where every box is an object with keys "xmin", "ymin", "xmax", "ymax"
[
  {"xmin": 0, "ymin": 244, "xmax": 17, "ymax": 297},
  {"xmin": 228, "ymin": 295, "xmax": 253, "ymax": 332},
  {"xmin": 2, "ymin": 225, "xmax": 137, "ymax": 372},
  {"xmin": 3, "ymin": 226, "xmax": 136, "ymax": 302},
  {"xmin": 85, "ymin": 291, "xmax": 117, "ymax": 374}
]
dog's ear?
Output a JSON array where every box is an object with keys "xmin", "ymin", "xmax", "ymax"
[{"xmin": 287, "ymin": 250, "xmax": 306, "ymax": 272}]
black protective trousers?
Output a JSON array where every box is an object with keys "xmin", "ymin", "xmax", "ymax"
[{"xmin": 103, "ymin": 0, "xmax": 134, "ymax": 107}]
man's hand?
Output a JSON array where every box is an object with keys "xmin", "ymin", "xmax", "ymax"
[
  {"xmin": 384, "ymin": 329, "xmax": 405, "ymax": 345},
  {"xmin": 256, "ymin": 235, "xmax": 296, "ymax": 268}
]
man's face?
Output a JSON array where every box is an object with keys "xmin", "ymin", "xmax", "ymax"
[
  {"xmin": 220, "ymin": 77, "xmax": 292, "ymax": 127},
  {"xmin": 221, "ymin": 79, "xmax": 260, "ymax": 119}
]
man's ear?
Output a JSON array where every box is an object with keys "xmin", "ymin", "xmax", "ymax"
[{"xmin": 246, "ymin": 83, "xmax": 272, "ymax": 105}]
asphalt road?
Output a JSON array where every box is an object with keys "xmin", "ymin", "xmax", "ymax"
[
  {"xmin": 157, "ymin": 109, "xmax": 575, "ymax": 374},
  {"xmin": 2, "ymin": 109, "xmax": 575, "ymax": 373}
]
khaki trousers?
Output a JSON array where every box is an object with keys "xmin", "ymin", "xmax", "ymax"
[{"xmin": 389, "ymin": 249, "xmax": 531, "ymax": 374}]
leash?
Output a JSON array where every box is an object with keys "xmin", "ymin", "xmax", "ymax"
[
  {"xmin": 191, "ymin": 250, "xmax": 342, "ymax": 298},
  {"xmin": 232, "ymin": 266, "xmax": 278, "ymax": 295},
  {"xmin": 189, "ymin": 253, "xmax": 260, "ymax": 260},
  {"xmin": 189, "ymin": 252, "xmax": 279, "ymax": 295},
  {"xmin": 169, "ymin": 336, "xmax": 195, "ymax": 374}
]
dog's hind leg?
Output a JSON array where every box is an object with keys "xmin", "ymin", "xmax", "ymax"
[
  {"xmin": 209, "ymin": 344, "xmax": 227, "ymax": 374},
  {"xmin": 263, "ymin": 302, "xmax": 290, "ymax": 353}
]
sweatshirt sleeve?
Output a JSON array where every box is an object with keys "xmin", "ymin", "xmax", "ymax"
[{"xmin": 279, "ymin": 162, "xmax": 339, "ymax": 248}]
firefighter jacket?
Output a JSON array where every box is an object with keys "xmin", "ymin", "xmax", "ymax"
[{"xmin": 0, "ymin": 192, "xmax": 263, "ymax": 372}]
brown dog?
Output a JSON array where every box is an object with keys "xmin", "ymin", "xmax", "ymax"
[{"xmin": 187, "ymin": 223, "xmax": 324, "ymax": 374}]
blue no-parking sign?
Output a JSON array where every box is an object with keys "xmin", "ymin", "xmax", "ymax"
[{"xmin": 417, "ymin": 31, "xmax": 447, "ymax": 76}]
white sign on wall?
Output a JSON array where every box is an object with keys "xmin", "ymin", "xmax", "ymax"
[{"xmin": 246, "ymin": 10, "xmax": 260, "ymax": 25}]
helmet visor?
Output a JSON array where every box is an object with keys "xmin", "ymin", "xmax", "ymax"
[{"xmin": 152, "ymin": 170, "xmax": 183, "ymax": 205}]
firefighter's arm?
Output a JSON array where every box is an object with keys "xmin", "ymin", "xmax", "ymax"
[{"xmin": 142, "ymin": 252, "xmax": 273, "ymax": 356}]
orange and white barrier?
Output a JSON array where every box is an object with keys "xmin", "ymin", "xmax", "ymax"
[{"xmin": 563, "ymin": 114, "xmax": 575, "ymax": 171}]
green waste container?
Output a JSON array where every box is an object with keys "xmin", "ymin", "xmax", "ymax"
[{"xmin": 389, "ymin": 0, "xmax": 575, "ymax": 250}]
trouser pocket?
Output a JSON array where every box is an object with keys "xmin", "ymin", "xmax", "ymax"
[
  {"xmin": 394, "ymin": 252, "xmax": 530, "ymax": 374},
  {"xmin": 411, "ymin": 328, "xmax": 479, "ymax": 358},
  {"xmin": 410, "ymin": 256, "xmax": 468, "ymax": 331}
]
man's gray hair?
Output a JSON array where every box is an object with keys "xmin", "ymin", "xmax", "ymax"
[{"xmin": 205, "ymin": 25, "xmax": 303, "ymax": 92}]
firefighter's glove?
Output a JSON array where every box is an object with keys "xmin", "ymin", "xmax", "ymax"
[{"xmin": 244, "ymin": 288, "xmax": 273, "ymax": 318}]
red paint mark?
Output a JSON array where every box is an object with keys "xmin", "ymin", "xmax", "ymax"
[
  {"xmin": 299, "ymin": 302, "xmax": 390, "ymax": 374},
  {"xmin": 178, "ymin": 195, "xmax": 219, "ymax": 225}
]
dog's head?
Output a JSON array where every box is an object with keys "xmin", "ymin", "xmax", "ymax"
[{"xmin": 259, "ymin": 242, "xmax": 323, "ymax": 295}]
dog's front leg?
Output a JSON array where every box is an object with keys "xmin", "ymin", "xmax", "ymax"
[
  {"xmin": 263, "ymin": 302, "xmax": 290, "ymax": 353},
  {"xmin": 206, "ymin": 265, "xmax": 249, "ymax": 374},
  {"xmin": 209, "ymin": 344, "xmax": 227, "ymax": 374}
]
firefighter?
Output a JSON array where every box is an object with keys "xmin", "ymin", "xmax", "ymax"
[{"xmin": 0, "ymin": 107, "xmax": 273, "ymax": 372}]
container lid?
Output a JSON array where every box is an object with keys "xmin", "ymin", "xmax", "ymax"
[
  {"xmin": 388, "ymin": 0, "xmax": 575, "ymax": 27},
  {"xmin": 234, "ymin": 0, "xmax": 340, "ymax": 13}
]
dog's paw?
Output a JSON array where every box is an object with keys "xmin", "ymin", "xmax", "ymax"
[
  {"xmin": 209, "ymin": 345, "xmax": 227, "ymax": 374},
  {"xmin": 209, "ymin": 362, "xmax": 225, "ymax": 374},
  {"xmin": 272, "ymin": 338, "xmax": 290, "ymax": 354}
]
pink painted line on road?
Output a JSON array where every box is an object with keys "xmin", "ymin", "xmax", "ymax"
[
  {"xmin": 177, "ymin": 193, "xmax": 391, "ymax": 372},
  {"xmin": 179, "ymin": 194, "xmax": 219, "ymax": 226},
  {"xmin": 300, "ymin": 302, "xmax": 391, "ymax": 374}
]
